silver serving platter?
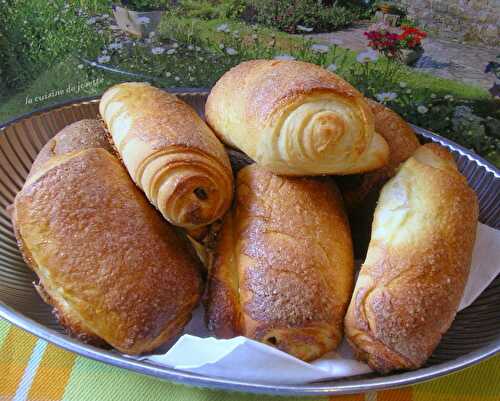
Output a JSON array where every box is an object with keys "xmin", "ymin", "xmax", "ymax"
[{"xmin": 0, "ymin": 91, "xmax": 499, "ymax": 396}]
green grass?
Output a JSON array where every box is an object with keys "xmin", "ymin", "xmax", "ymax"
[{"xmin": 0, "ymin": 57, "xmax": 124, "ymax": 124}]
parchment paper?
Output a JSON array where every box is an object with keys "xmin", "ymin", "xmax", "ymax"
[{"xmin": 139, "ymin": 223, "xmax": 500, "ymax": 384}]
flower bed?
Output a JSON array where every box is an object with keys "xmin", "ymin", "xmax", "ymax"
[{"xmin": 364, "ymin": 23, "xmax": 427, "ymax": 63}]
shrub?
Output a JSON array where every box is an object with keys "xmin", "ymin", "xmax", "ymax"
[
  {"xmin": 248, "ymin": 0, "xmax": 356, "ymax": 33},
  {"xmin": 168, "ymin": 0, "xmax": 248, "ymax": 20},
  {"xmin": 121, "ymin": 0, "xmax": 170, "ymax": 11},
  {"xmin": 313, "ymin": 5, "xmax": 356, "ymax": 33},
  {"xmin": 0, "ymin": 0, "xmax": 104, "ymax": 91},
  {"xmin": 170, "ymin": 0, "xmax": 219, "ymax": 19},
  {"xmin": 76, "ymin": 0, "xmax": 112, "ymax": 13}
]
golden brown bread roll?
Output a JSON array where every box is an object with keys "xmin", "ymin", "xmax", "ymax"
[
  {"xmin": 206, "ymin": 164, "xmax": 354, "ymax": 361},
  {"xmin": 205, "ymin": 60, "xmax": 389, "ymax": 176},
  {"xmin": 100, "ymin": 82, "xmax": 233, "ymax": 229},
  {"xmin": 27, "ymin": 119, "xmax": 113, "ymax": 180},
  {"xmin": 339, "ymin": 99, "xmax": 420, "ymax": 210},
  {"xmin": 344, "ymin": 143, "xmax": 478, "ymax": 372},
  {"xmin": 13, "ymin": 124, "xmax": 202, "ymax": 354},
  {"xmin": 337, "ymin": 99, "xmax": 420, "ymax": 257}
]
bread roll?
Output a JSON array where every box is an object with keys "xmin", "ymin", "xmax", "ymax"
[
  {"xmin": 345, "ymin": 144, "xmax": 478, "ymax": 372},
  {"xmin": 337, "ymin": 99, "xmax": 420, "ymax": 256},
  {"xmin": 206, "ymin": 164, "xmax": 354, "ymax": 361},
  {"xmin": 100, "ymin": 82, "xmax": 233, "ymax": 229},
  {"xmin": 13, "ymin": 123, "xmax": 202, "ymax": 354},
  {"xmin": 205, "ymin": 60, "xmax": 389, "ymax": 176},
  {"xmin": 27, "ymin": 119, "xmax": 113, "ymax": 180},
  {"xmin": 339, "ymin": 99, "xmax": 420, "ymax": 210}
]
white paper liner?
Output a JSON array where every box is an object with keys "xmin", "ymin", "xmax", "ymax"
[{"xmin": 133, "ymin": 223, "xmax": 500, "ymax": 384}]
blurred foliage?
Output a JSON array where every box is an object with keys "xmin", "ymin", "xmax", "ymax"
[
  {"xmin": 167, "ymin": 0, "xmax": 370, "ymax": 33},
  {"xmin": 120, "ymin": 0, "xmax": 171, "ymax": 11},
  {"xmin": 0, "ymin": 0, "xmax": 104, "ymax": 91}
]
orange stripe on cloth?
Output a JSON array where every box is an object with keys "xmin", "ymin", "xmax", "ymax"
[
  {"xmin": 378, "ymin": 387, "xmax": 413, "ymax": 401},
  {"xmin": 0, "ymin": 326, "xmax": 38, "ymax": 397},
  {"xmin": 27, "ymin": 343, "xmax": 76, "ymax": 401},
  {"xmin": 328, "ymin": 393, "xmax": 365, "ymax": 400}
]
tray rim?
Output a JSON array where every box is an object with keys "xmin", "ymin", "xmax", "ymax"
[{"xmin": 0, "ymin": 93, "xmax": 499, "ymax": 396}]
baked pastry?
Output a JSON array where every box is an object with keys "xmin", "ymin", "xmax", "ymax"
[
  {"xmin": 338, "ymin": 99, "xmax": 420, "ymax": 211},
  {"xmin": 344, "ymin": 143, "xmax": 478, "ymax": 372},
  {"xmin": 100, "ymin": 82, "xmax": 233, "ymax": 229},
  {"xmin": 27, "ymin": 119, "xmax": 114, "ymax": 180},
  {"xmin": 206, "ymin": 164, "xmax": 354, "ymax": 361},
  {"xmin": 205, "ymin": 60, "xmax": 389, "ymax": 175},
  {"xmin": 337, "ymin": 99, "xmax": 420, "ymax": 256},
  {"xmin": 12, "ymin": 123, "xmax": 203, "ymax": 354}
]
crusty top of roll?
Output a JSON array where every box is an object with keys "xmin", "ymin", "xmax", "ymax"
[
  {"xmin": 339, "ymin": 99, "xmax": 420, "ymax": 210},
  {"xmin": 366, "ymin": 99, "xmax": 420, "ymax": 174},
  {"xmin": 205, "ymin": 60, "xmax": 389, "ymax": 175},
  {"xmin": 207, "ymin": 163, "xmax": 354, "ymax": 360},
  {"xmin": 28, "ymin": 119, "xmax": 112, "ymax": 181},
  {"xmin": 14, "ymin": 148, "xmax": 202, "ymax": 354},
  {"xmin": 100, "ymin": 82, "xmax": 230, "ymax": 166},
  {"xmin": 99, "ymin": 82, "xmax": 233, "ymax": 229},
  {"xmin": 345, "ymin": 143, "xmax": 478, "ymax": 372},
  {"xmin": 218, "ymin": 60, "xmax": 364, "ymax": 128},
  {"xmin": 236, "ymin": 165, "xmax": 354, "ymax": 327}
]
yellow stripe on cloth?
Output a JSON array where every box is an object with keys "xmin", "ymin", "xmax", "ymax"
[
  {"xmin": 329, "ymin": 393, "xmax": 365, "ymax": 400},
  {"xmin": 378, "ymin": 387, "xmax": 413, "ymax": 400},
  {"xmin": 414, "ymin": 354, "xmax": 500, "ymax": 401},
  {"xmin": 0, "ymin": 325, "xmax": 38, "ymax": 397},
  {"xmin": 27, "ymin": 343, "xmax": 76, "ymax": 401}
]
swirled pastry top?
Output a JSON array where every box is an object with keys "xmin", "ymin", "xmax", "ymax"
[
  {"xmin": 100, "ymin": 82, "xmax": 233, "ymax": 229},
  {"xmin": 205, "ymin": 60, "xmax": 389, "ymax": 175}
]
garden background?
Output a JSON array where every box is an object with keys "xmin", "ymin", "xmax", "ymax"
[{"xmin": 0, "ymin": 0, "xmax": 498, "ymax": 166}]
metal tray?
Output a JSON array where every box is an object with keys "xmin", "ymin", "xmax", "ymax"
[{"xmin": 0, "ymin": 92, "xmax": 499, "ymax": 396}]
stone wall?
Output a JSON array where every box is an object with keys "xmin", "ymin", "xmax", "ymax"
[{"xmin": 395, "ymin": 0, "xmax": 499, "ymax": 46}]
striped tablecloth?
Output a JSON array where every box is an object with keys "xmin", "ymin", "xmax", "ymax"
[{"xmin": 1, "ymin": 318, "xmax": 499, "ymax": 401}]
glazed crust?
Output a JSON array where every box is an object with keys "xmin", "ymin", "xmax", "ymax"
[
  {"xmin": 100, "ymin": 82, "xmax": 233, "ymax": 229},
  {"xmin": 339, "ymin": 99, "xmax": 420, "ymax": 211},
  {"xmin": 28, "ymin": 119, "xmax": 113, "ymax": 180},
  {"xmin": 205, "ymin": 60, "xmax": 389, "ymax": 176},
  {"xmin": 344, "ymin": 143, "xmax": 478, "ymax": 372},
  {"xmin": 206, "ymin": 164, "xmax": 354, "ymax": 361},
  {"xmin": 13, "ymin": 146, "xmax": 202, "ymax": 354},
  {"xmin": 337, "ymin": 99, "xmax": 420, "ymax": 256}
]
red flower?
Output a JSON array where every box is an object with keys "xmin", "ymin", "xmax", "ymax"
[{"xmin": 364, "ymin": 25, "xmax": 426, "ymax": 56}]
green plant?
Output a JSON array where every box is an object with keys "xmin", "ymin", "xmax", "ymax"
[
  {"xmin": 168, "ymin": 0, "xmax": 250, "ymax": 21},
  {"xmin": 314, "ymin": 5, "xmax": 356, "ymax": 33},
  {"xmin": 370, "ymin": 84, "xmax": 500, "ymax": 166},
  {"xmin": 248, "ymin": 0, "xmax": 356, "ymax": 34},
  {"xmin": 121, "ymin": 0, "xmax": 169, "ymax": 11},
  {"xmin": 77, "ymin": 0, "xmax": 112, "ymax": 13},
  {"xmin": 364, "ymin": 23, "xmax": 426, "ymax": 60},
  {"xmin": 398, "ymin": 16, "xmax": 417, "ymax": 28},
  {"xmin": 172, "ymin": 0, "xmax": 219, "ymax": 19},
  {"xmin": 215, "ymin": 0, "xmax": 248, "ymax": 20},
  {"xmin": 0, "ymin": 0, "xmax": 104, "ymax": 91}
]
